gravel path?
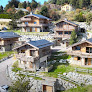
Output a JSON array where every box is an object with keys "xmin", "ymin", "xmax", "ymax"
[{"xmin": 0, "ymin": 57, "xmax": 16, "ymax": 86}]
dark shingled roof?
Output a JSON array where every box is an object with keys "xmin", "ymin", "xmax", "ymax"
[
  {"xmin": 70, "ymin": 38, "xmax": 92, "ymax": 47},
  {"xmin": 55, "ymin": 20, "xmax": 78, "ymax": 26},
  {"xmin": 25, "ymin": 13, "xmax": 51, "ymax": 20},
  {"xmin": 28, "ymin": 39, "xmax": 53, "ymax": 49},
  {"xmin": 13, "ymin": 39, "xmax": 53, "ymax": 50},
  {"xmin": 87, "ymin": 38, "xmax": 92, "ymax": 43},
  {"xmin": 0, "ymin": 32, "xmax": 20, "ymax": 39}
]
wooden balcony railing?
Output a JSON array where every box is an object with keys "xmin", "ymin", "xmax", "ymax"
[
  {"xmin": 67, "ymin": 51, "xmax": 92, "ymax": 58},
  {"xmin": 54, "ymin": 27, "xmax": 75, "ymax": 31},
  {"xmin": 17, "ymin": 23, "xmax": 49, "ymax": 27},
  {"xmin": 16, "ymin": 53, "xmax": 39, "ymax": 62}
]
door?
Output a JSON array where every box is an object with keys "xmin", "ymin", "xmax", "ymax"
[
  {"xmin": 91, "ymin": 59, "xmax": 92, "ymax": 65},
  {"xmin": 32, "ymin": 28, "xmax": 35, "ymax": 32},
  {"xmin": 88, "ymin": 58, "xmax": 91, "ymax": 65},
  {"xmin": 43, "ymin": 85, "xmax": 53, "ymax": 92},
  {"xmin": 46, "ymin": 86, "xmax": 53, "ymax": 92},
  {"xmin": 30, "ymin": 50, "xmax": 33, "ymax": 56},
  {"xmin": 35, "ymin": 28, "xmax": 37, "ymax": 32},
  {"xmin": 37, "ymin": 28, "xmax": 40, "ymax": 32},
  {"xmin": 85, "ymin": 58, "xmax": 88, "ymax": 65},
  {"xmin": 29, "ymin": 62, "xmax": 33, "ymax": 68},
  {"xmin": 30, "ymin": 28, "xmax": 32, "ymax": 32}
]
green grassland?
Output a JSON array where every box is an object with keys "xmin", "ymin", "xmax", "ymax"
[{"xmin": 0, "ymin": 51, "xmax": 14, "ymax": 60}]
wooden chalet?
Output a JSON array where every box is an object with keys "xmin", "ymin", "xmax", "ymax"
[
  {"xmin": 17, "ymin": 12, "xmax": 52, "ymax": 32},
  {"xmin": 67, "ymin": 38, "xmax": 92, "ymax": 66},
  {"xmin": 13, "ymin": 39, "xmax": 53, "ymax": 71},
  {"xmin": 0, "ymin": 32, "xmax": 20, "ymax": 52}
]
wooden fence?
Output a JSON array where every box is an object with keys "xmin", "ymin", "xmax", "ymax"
[{"xmin": 75, "ymin": 68, "xmax": 92, "ymax": 73}]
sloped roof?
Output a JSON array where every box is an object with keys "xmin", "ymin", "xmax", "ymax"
[
  {"xmin": 25, "ymin": 13, "xmax": 51, "ymax": 20},
  {"xmin": 28, "ymin": 39, "xmax": 53, "ymax": 49},
  {"xmin": 71, "ymin": 38, "xmax": 92, "ymax": 47},
  {"xmin": 55, "ymin": 20, "xmax": 78, "ymax": 26},
  {"xmin": 13, "ymin": 39, "xmax": 53, "ymax": 50},
  {"xmin": 0, "ymin": 32, "xmax": 20, "ymax": 39}
]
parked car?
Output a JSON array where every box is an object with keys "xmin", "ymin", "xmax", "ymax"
[{"xmin": 0, "ymin": 85, "xmax": 9, "ymax": 92}]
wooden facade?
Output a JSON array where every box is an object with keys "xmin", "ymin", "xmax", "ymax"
[
  {"xmin": 0, "ymin": 37, "xmax": 19, "ymax": 52},
  {"xmin": 14, "ymin": 40, "xmax": 52, "ymax": 71},
  {"xmin": 54, "ymin": 20, "xmax": 78, "ymax": 39},
  {"xmin": 18, "ymin": 13, "xmax": 51, "ymax": 32},
  {"xmin": 67, "ymin": 41, "xmax": 92, "ymax": 66}
]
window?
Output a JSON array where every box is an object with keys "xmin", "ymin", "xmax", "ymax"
[
  {"xmin": 58, "ymin": 32, "xmax": 62, "ymax": 34},
  {"xmin": 25, "ymin": 22, "xmax": 28, "ymax": 25},
  {"xmin": 69, "ymin": 31, "xmax": 71, "ymax": 34},
  {"xmin": 78, "ymin": 57, "xmax": 81, "ymax": 60},
  {"xmin": 21, "ymin": 50, "xmax": 25, "ymax": 53},
  {"xmin": 34, "ymin": 22, "xmax": 37, "ymax": 24},
  {"xmin": 64, "ymin": 32, "xmax": 68, "ymax": 34},
  {"xmin": 75, "ymin": 46, "xmax": 80, "ymax": 50},
  {"xmin": 86, "ymin": 47, "xmax": 92, "ymax": 53}
]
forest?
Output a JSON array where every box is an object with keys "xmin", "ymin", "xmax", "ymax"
[{"xmin": 49, "ymin": 0, "xmax": 92, "ymax": 8}]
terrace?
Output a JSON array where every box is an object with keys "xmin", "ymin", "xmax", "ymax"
[
  {"xmin": 17, "ymin": 23, "xmax": 49, "ymax": 27},
  {"xmin": 67, "ymin": 50, "xmax": 92, "ymax": 58},
  {"xmin": 15, "ymin": 53, "xmax": 39, "ymax": 62}
]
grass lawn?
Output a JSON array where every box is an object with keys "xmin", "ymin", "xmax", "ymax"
[
  {"xmin": 48, "ymin": 51, "xmax": 71, "ymax": 62},
  {"xmin": 44, "ymin": 63, "xmax": 74, "ymax": 78},
  {"xmin": 0, "ymin": 51, "xmax": 14, "ymax": 60},
  {"xmin": 62, "ymin": 85, "xmax": 92, "ymax": 92},
  {"xmin": 44, "ymin": 63, "xmax": 92, "ymax": 78},
  {"xmin": 44, "ymin": 51, "xmax": 92, "ymax": 78},
  {"xmin": 6, "ymin": 30, "xmax": 49, "ymax": 35}
]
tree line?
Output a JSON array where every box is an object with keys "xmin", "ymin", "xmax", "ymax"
[{"xmin": 49, "ymin": 0, "xmax": 91, "ymax": 9}]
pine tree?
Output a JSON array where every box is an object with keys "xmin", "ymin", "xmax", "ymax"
[{"xmin": 69, "ymin": 30, "xmax": 78, "ymax": 45}]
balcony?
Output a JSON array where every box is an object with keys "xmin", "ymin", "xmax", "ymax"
[
  {"xmin": 67, "ymin": 50, "xmax": 92, "ymax": 58},
  {"xmin": 16, "ymin": 53, "xmax": 39, "ymax": 62},
  {"xmin": 54, "ymin": 27, "xmax": 75, "ymax": 31},
  {"xmin": 0, "ymin": 41, "xmax": 4, "ymax": 45},
  {"xmin": 17, "ymin": 23, "xmax": 49, "ymax": 27},
  {"xmin": 54, "ymin": 34, "xmax": 71, "ymax": 39},
  {"xmin": 20, "ymin": 18, "xmax": 31, "ymax": 21}
]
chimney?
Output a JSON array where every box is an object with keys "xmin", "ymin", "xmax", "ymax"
[{"xmin": 30, "ymin": 12, "xmax": 33, "ymax": 15}]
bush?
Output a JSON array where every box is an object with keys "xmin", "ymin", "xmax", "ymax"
[
  {"xmin": 12, "ymin": 61, "xmax": 19, "ymax": 68},
  {"xmin": 74, "ymin": 12, "xmax": 86, "ymax": 22},
  {"xmin": 0, "ymin": 14, "xmax": 11, "ymax": 19}
]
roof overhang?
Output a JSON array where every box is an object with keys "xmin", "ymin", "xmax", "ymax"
[
  {"xmin": 55, "ymin": 20, "xmax": 78, "ymax": 27},
  {"xmin": 70, "ymin": 40, "xmax": 92, "ymax": 47}
]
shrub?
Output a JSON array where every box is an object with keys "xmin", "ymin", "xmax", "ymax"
[
  {"xmin": 0, "ymin": 14, "xmax": 11, "ymax": 19},
  {"xmin": 74, "ymin": 12, "xmax": 86, "ymax": 22},
  {"xmin": 12, "ymin": 61, "xmax": 19, "ymax": 68}
]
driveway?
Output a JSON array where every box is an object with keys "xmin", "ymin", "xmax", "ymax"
[{"xmin": 0, "ymin": 57, "xmax": 16, "ymax": 86}]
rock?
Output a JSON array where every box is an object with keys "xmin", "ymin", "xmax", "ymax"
[{"xmin": 63, "ymin": 73, "xmax": 67, "ymax": 76}]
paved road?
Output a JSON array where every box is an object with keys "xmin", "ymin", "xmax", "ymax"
[{"xmin": 0, "ymin": 57, "xmax": 16, "ymax": 86}]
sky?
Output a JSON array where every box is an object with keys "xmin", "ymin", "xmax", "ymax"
[{"xmin": 0, "ymin": 0, "xmax": 48, "ymax": 7}]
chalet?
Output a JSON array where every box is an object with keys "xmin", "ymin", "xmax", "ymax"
[
  {"xmin": 0, "ymin": 32, "xmax": 20, "ymax": 52},
  {"xmin": 13, "ymin": 39, "xmax": 53, "ymax": 71},
  {"xmin": 0, "ymin": 19, "xmax": 12, "ymax": 30},
  {"xmin": 54, "ymin": 19, "xmax": 79, "ymax": 47},
  {"xmin": 61, "ymin": 4, "xmax": 74, "ymax": 12},
  {"xmin": 17, "ymin": 12, "xmax": 52, "ymax": 32},
  {"xmin": 54, "ymin": 19, "xmax": 78, "ymax": 39},
  {"xmin": 67, "ymin": 38, "xmax": 92, "ymax": 66}
]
